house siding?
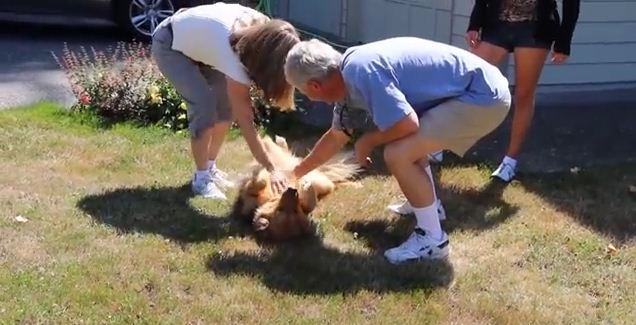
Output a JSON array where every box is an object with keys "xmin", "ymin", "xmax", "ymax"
[
  {"xmin": 350, "ymin": 0, "xmax": 452, "ymax": 44},
  {"xmin": 278, "ymin": 0, "xmax": 344, "ymax": 39},
  {"xmin": 451, "ymin": 0, "xmax": 636, "ymax": 85},
  {"xmin": 275, "ymin": 0, "xmax": 636, "ymax": 85}
]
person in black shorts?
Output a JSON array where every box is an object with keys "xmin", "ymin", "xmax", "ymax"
[{"xmin": 466, "ymin": 0, "xmax": 580, "ymax": 182}]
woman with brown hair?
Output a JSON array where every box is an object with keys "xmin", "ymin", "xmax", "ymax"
[
  {"xmin": 466, "ymin": 0, "xmax": 580, "ymax": 182},
  {"xmin": 151, "ymin": 2, "xmax": 300, "ymax": 199}
]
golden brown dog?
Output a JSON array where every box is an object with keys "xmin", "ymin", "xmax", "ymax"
[{"xmin": 234, "ymin": 135, "xmax": 360, "ymax": 241}]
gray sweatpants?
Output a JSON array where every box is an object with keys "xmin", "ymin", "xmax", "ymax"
[{"xmin": 151, "ymin": 18, "xmax": 232, "ymax": 138}]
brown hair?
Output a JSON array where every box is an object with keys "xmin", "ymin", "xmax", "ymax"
[{"xmin": 231, "ymin": 19, "xmax": 300, "ymax": 111}]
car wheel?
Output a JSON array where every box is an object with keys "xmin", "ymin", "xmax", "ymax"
[{"xmin": 116, "ymin": 0, "xmax": 176, "ymax": 41}]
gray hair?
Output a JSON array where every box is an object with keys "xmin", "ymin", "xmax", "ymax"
[{"xmin": 284, "ymin": 39, "xmax": 343, "ymax": 88}]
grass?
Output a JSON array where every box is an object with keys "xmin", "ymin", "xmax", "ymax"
[{"xmin": 1, "ymin": 103, "xmax": 634, "ymax": 324}]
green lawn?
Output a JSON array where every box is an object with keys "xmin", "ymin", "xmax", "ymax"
[{"xmin": 0, "ymin": 103, "xmax": 634, "ymax": 324}]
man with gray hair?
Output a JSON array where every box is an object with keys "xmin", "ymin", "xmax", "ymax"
[{"xmin": 284, "ymin": 37, "xmax": 511, "ymax": 264}]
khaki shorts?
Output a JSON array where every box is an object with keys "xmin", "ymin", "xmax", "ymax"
[
  {"xmin": 151, "ymin": 19, "xmax": 232, "ymax": 139},
  {"xmin": 418, "ymin": 96, "xmax": 511, "ymax": 156}
]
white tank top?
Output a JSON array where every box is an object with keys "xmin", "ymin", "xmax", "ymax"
[{"xmin": 169, "ymin": 2, "xmax": 263, "ymax": 85}]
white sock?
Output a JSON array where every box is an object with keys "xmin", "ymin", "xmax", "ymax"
[
  {"xmin": 502, "ymin": 156, "xmax": 517, "ymax": 168},
  {"xmin": 423, "ymin": 165, "xmax": 437, "ymax": 201},
  {"xmin": 195, "ymin": 169, "xmax": 211, "ymax": 181},
  {"xmin": 413, "ymin": 202, "xmax": 443, "ymax": 241},
  {"xmin": 207, "ymin": 160, "xmax": 216, "ymax": 171}
]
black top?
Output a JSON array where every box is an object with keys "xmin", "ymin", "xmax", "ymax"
[{"xmin": 467, "ymin": 0, "xmax": 580, "ymax": 55}]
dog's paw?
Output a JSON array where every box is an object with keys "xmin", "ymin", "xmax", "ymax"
[
  {"xmin": 253, "ymin": 217, "xmax": 270, "ymax": 231},
  {"xmin": 299, "ymin": 179, "xmax": 312, "ymax": 191},
  {"xmin": 299, "ymin": 180, "xmax": 318, "ymax": 197}
]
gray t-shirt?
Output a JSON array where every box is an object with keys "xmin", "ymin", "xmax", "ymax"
[{"xmin": 331, "ymin": 99, "xmax": 376, "ymax": 137}]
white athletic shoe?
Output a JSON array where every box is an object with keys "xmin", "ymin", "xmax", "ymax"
[
  {"xmin": 428, "ymin": 150, "xmax": 444, "ymax": 163},
  {"xmin": 384, "ymin": 228, "xmax": 450, "ymax": 264},
  {"xmin": 192, "ymin": 172, "xmax": 227, "ymax": 200},
  {"xmin": 210, "ymin": 168, "xmax": 236, "ymax": 189},
  {"xmin": 491, "ymin": 162, "xmax": 516, "ymax": 182}
]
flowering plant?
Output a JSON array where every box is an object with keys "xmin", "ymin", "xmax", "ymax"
[{"xmin": 52, "ymin": 41, "xmax": 298, "ymax": 134}]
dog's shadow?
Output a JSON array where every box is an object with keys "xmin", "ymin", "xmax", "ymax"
[{"xmin": 77, "ymin": 183, "xmax": 251, "ymax": 245}]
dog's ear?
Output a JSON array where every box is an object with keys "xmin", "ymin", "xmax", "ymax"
[
  {"xmin": 274, "ymin": 135, "xmax": 289, "ymax": 150},
  {"xmin": 299, "ymin": 181, "xmax": 318, "ymax": 214}
]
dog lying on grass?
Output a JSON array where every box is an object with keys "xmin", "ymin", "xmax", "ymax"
[{"xmin": 233, "ymin": 135, "xmax": 361, "ymax": 241}]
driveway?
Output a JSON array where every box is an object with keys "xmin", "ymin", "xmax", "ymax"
[{"xmin": 0, "ymin": 21, "xmax": 124, "ymax": 109}]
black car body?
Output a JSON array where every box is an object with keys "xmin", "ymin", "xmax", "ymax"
[{"xmin": 0, "ymin": 0, "xmax": 220, "ymax": 40}]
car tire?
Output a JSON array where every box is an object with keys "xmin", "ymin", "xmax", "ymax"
[{"xmin": 115, "ymin": 0, "xmax": 176, "ymax": 42}]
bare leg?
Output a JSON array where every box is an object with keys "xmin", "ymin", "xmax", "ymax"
[
  {"xmin": 383, "ymin": 133, "xmax": 449, "ymax": 264},
  {"xmin": 384, "ymin": 134, "xmax": 443, "ymax": 209},
  {"xmin": 471, "ymin": 41, "xmax": 509, "ymax": 65},
  {"xmin": 507, "ymin": 47, "xmax": 549, "ymax": 158},
  {"xmin": 207, "ymin": 121, "xmax": 231, "ymax": 163},
  {"xmin": 191, "ymin": 127, "xmax": 215, "ymax": 171}
]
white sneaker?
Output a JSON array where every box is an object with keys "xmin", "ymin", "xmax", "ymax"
[
  {"xmin": 428, "ymin": 150, "xmax": 444, "ymax": 163},
  {"xmin": 210, "ymin": 168, "xmax": 236, "ymax": 189},
  {"xmin": 192, "ymin": 173, "xmax": 227, "ymax": 200},
  {"xmin": 384, "ymin": 228, "xmax": 450, "ymax": 264},
  {"xmin": 387, "ymin": 199, "xmax": 446, "ymax": 220},
  {"xmin": 491, "ymin": 162, "xmax": 516, "ymax": 182}
]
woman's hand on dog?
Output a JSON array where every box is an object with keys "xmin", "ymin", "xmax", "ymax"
[{"xmin": 269, "ymin": 169, "xmax": 291, "ymax": 194}]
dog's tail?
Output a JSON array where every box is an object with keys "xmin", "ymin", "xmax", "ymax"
[{"xmin": 317, "ymin": 151, "xmax": 362, "ymax": 183}]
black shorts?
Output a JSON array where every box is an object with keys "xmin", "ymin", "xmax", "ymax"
[{"xmin": 481, "ymin": 20, "xmax": 552, "ymax": 52}]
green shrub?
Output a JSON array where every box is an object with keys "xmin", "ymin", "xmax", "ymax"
[{"xmin": 52, "ymin": 41, "xmax": 298, "ymax": 135}]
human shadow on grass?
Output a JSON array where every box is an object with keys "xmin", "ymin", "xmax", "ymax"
[
  {"xmin": 344, "ymin": 179, "xmax": 518, "ymax": 251},
  {"xmin": 79, "ymin": 182, "xmax": 453, "ymax": 294},
  {"xmin": 520, "ymin": 165, "xmax": 636, "ymax": 243},
  {"xmin": 76, "ymin": 183, "xmax": 251, "ymax": 244},
  {"xmin": 205, "ymin": 142, "xmax": 520, "ymax": 294},
  {"xmin": 206, "ymin": 169, "xmax": 517, "ymax": 296},
  {"xmin": 207, "ymin": 233, "xmax": 454, "ymax": 295},
  {"xmin": 436, "ymin": 149, "xmax": 636, "ymax": 243}
]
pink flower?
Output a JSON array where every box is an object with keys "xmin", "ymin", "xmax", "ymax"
[{"xmin": 79, "ymin": 93, "xmax": 91, "ymax": 105}]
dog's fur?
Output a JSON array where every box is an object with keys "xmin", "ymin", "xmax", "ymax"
[{"xmin": 234, "ymin": 135, "xmax": 360, "ymax": 241}]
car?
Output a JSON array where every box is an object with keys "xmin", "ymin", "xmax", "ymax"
[{"xmin": 0, "ymin": 0, "xmax": 221, "ymax": 41}]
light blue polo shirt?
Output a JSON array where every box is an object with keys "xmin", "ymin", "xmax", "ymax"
[{"xmin": 333, "ymin": 37, "xmax": 510, "ymax": 132}]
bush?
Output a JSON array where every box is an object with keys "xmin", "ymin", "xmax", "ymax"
[{"xmin": 52, "ymin": 42, "xmax": 298, "ymax": 134}]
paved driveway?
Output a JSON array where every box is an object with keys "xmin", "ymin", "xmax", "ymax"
[{"xmin": 0, "ymin": 22, "xmax": 124, "ymax": 109}]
